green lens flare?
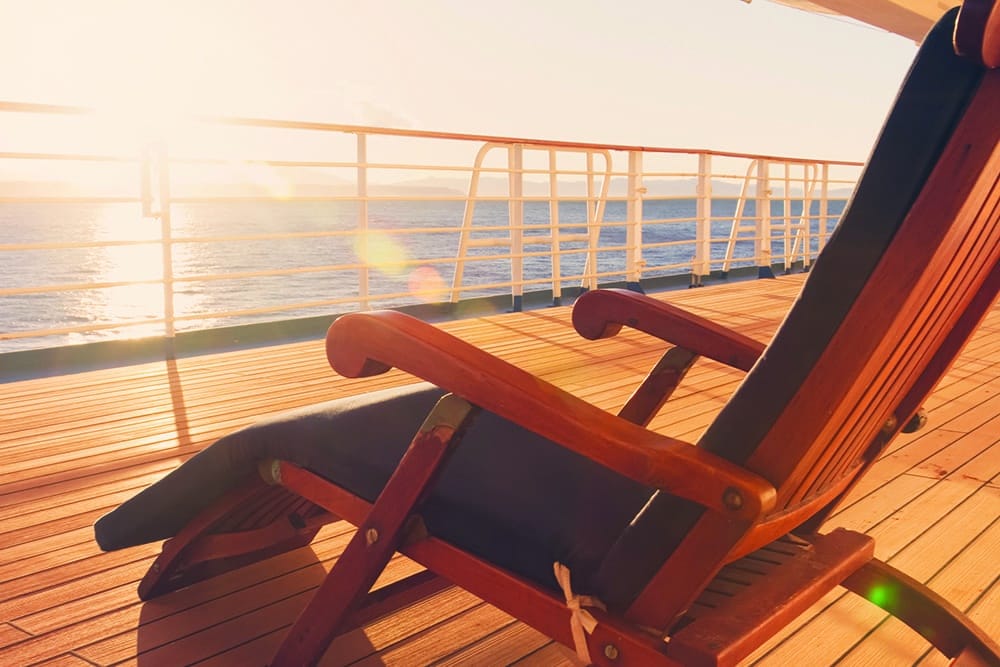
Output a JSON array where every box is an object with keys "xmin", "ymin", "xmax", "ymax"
[{"xmin": 867, "ymin": 584, "xmax": 896, "ymax": 608}]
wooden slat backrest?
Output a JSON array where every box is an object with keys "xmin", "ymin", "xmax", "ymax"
[
  {"xmin": 593, "ymin": 6, "xmax": 998, "ymax": 624},
  {"xmin": 698, "ymin": 8, "xmax": 998, "ymax": 512},
  {"xmin": 741, "ymin": 0, "xmax": 1000, "ymax": 509},
  {"xmin": 748, "ymin": 79, "xmax": 999, "ymax": 510},
  {"xmin": 775, "ymin": 0, "xmax": 1000, "ymax": 509}
]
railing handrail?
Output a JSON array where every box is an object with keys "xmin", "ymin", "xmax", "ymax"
[
  {"xmin": 0, "ymin": 99, "xmax": 866, "ymax": 168},
  {"xmin": 0, "ymin": 100, "xmax": 862, "ymax": 353}
]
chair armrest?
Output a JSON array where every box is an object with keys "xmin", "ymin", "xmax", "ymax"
[
  {"xmin": 326, "ymin": 310, "xmax": 776, "ymax": 521},
  {"xmin": 572, "ymin": 289, "xmax": 766, "ymax": 371}
]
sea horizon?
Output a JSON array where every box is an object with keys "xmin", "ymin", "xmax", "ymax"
[{"xmin": 0, "ymin": 197, "xmax": 844, "ymax": 353}]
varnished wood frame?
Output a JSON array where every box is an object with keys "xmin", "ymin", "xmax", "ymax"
[
  {"xmin": 621, "ymin": 67, "xmax": 999, "ymax": 628},
  {"xmin": 137, "ymin": 478, "xmax": 328, "ymax": 600},
  {"xmin": 324, "ymin": 63, "xmax": 1000, "ymax": 629},
  {"xmin": 128, "ymin": 3, "xmax": 1000, "ymax": 665},
  {"xmin": 312, "ymin": 54, "xmax": 999, "ymax": 667}
]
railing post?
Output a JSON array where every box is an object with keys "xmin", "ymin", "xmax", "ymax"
[
  {"xmin": 783, "ymin": 163, "xmax": 793, "ymax": 273},
  {"xmin": 583, "ymin": 152, "xmax": 598, "ymax": 292},
  {"xmin": 450, "ymin": 143, "xmax": 493, "ymax": 303},
  {"xmin": 580, "ymin": 150, "xmax": 611, "ymax": 293},
  {"xmin": 721, "ymin": 159, "xmax": 757, "ymax": 276},
  {"xmin": 799, "ymin": 163, "xmax": 817, "ymax": 271},
  {"xmin": 755, "ymin": 159, "xmax": 775, "ymax": 279},
  {"xmin": 154, "ymin": 142, "xmax": 175, "ymax": 345},
  {"xmin": 548, "ymin": 149, "xmax": 562, "ymax": 305},
  {"xmin": 625, "ymin": 151, "xmax": 644, "ymax": 292},
  {"xmin": 141, "ymin": 145, "xmax": 154, "ymax": 219},
  {"xmin": 819, "ymin": 163, "xmax": 830, "ymax": 255},
  {"xmin": 357, "ymin": 133, "xmax": 370, "ymax": 310},
  {"xmin": 509, "ymin": 144, "xmax": 524, "ymax": 311},
  {"xmin": 692, "ymin": 153, "xmax": 712, "ymax": 287}
]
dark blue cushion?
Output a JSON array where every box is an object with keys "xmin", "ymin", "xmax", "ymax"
[{"xmin": 95, "ymin": 382, "xmax": 653, "ymax": 590}]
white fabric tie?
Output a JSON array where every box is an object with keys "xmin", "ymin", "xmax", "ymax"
[{"xmin": 553, "ymin": 562, "xmax": 606, "ymax": 665}]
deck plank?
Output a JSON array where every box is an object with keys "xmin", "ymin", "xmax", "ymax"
[{"xmin": 0, "ymin": 274, "xmax": 997, "ymax": 666}]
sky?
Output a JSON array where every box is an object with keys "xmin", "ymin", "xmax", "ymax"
[{"xmin": 0, "ymin": 0, "xmax": 922, "ymax": 163}]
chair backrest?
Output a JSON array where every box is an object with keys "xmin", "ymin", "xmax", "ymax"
[
  {"xmin": 593, "ymin": 5, "xmax": 999, "ymax": 620},
  {"xmin": 701, "ymin": 10, "xmax": 997, "ymax": 513}
]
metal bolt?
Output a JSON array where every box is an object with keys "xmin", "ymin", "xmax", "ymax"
[
  {"xmin": 365, "ymin": 527, "xmax": 379, "ymax": 546},
  {"xmin": 902, "ymin": 410, "xmax": 928, "ymax": 434},
  {"xmin": 603, "ymin": 643, "xmax": 620, "ymax": 660},
  {"xmin": 723, "ymin": 487, "xmax": 744, "ymax": 511},
  {"xmin": 880, "ymin": 415, "xmax": 898, "ymax": 435}
]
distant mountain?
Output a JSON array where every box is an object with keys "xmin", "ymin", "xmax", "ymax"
[
  {"xmin": 0, "ymin": 180, "xmax": 89, "ymax": 197},
  {"xmin": 345, "ymin": 176, "xmax": 853, "ymax": 199},
  {"xmin": 368, "ymin": 180, "xmax": 466, "ymax": 197}
]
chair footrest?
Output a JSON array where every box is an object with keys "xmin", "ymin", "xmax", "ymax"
[{"xmin": 666, "ymin": 529, "xmax": 874, "ymax": 667}]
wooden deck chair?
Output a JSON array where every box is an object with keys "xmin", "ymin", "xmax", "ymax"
[{"xmin": 95, "ymin": 2, "xmax": 1000, "ymax": 665}]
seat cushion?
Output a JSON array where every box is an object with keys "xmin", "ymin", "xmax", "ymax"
[{"xmin": 95, "ymin": 382, "xmax": 654, "ymax": 591}]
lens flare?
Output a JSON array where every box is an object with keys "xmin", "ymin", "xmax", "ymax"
[
  {"xmin": 408, "ymin": 266, "xmax": 447, "ymax": 303},
  {"xmin": 355, "ymin": 233, "xmax": 408, "ymax": 276},
  {"xmin": 866, "ymin": 583, "xmax": 896, "ymax": 609}
]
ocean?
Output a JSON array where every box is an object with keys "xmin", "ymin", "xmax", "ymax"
[{"xmin": 0, "ymin": 198, "xmax": 844, "ymax": 353}]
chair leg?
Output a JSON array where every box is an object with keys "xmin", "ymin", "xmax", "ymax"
[
  {"xmin": 618, "ymin": 346, "xmax": 698, "ymax": 426},
  {"xmin": 842, "ymin": 558, "xmax": 1000, "ymax": 664},
  {"xmin": 140, "ymin": 476, "xmax": 330, "ymax": 599},
  {"xmin": 271, "ymin": 394, "xmax": 478, "ymax": 667}
]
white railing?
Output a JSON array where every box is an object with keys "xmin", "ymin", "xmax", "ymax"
[{"xmin": 0, "ymin": 101, "xmax": 862, "ymax": 353}]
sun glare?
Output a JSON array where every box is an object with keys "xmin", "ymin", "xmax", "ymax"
[{"xmin": 5, "ymin": 2, "xmax": 274, "ymax": 159}]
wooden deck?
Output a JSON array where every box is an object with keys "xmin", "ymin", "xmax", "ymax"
[{"xmin": 0, "ymin": 274, "xmax": 997, "ymax": 666}]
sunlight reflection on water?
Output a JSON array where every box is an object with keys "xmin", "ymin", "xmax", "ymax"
[
  {"xmin": 71, "ymin": 204, "xmax": 168, "ymax": 341},
  {"xmin": 2, "ymin": 198, "xmax": 843, "ymax": 352}
]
